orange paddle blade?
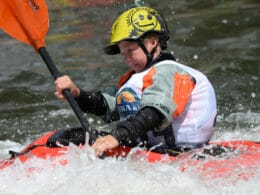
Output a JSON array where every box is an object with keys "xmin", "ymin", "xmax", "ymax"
[{"xmin": 0, "ymin": 0, "xmax": 49, "ymax": 50}]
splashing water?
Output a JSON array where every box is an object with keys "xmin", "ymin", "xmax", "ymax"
[{"xmin": 0, "ymin": 137, "xmax": 259, "ymax": 195}]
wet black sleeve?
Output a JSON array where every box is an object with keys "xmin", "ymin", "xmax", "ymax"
[
  {"xmin": 111, "ymin": 107, "xmax": 164, "ymax": 146},
  {"xmin": 75, "ymin": 89, "xmax": 107, "ymax": 116}
]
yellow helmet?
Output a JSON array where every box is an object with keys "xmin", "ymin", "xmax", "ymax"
[{"xmin": 105, "ymin": 6, "xmax": 169, "ymax": 55}]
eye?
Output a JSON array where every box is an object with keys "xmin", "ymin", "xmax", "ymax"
[
  {"xmin": 147, "ymin": 15, "xmax": 152, "ymax": 20},
  {"xmin": 139, "ymin": 14, "xmax": 144, "ymax": 20},
  {"xmin": 127, "ymin": 48, "xmax": 135, "ymax": 54}
]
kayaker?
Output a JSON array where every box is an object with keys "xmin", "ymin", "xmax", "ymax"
[{"xmin": 54, "ymin": 6, "xmax": 217, "ymax": 157}]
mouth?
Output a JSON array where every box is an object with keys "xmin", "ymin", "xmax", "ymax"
[
  {"xmin": 128, "ymin": 63, "xmax": 137, "ymax": 70},
  {"xmin": 131, "ymin": 63, "xmax": 139, "ymax": 69},
  {"xmin": 132, "ymin": 64, "xmax": 142, "ymax": 72},
  {"xmin": 136, "ymin": 23, "xmax": 154, "ymax": 28}
]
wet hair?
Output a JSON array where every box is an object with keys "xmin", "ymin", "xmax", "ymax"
[{"xmin": 141, "ymin": 32, "xmax": 168, "ymax": 50}]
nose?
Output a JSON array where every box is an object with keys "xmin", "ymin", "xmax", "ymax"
[{"xmin": 123, "ymin": 54, "xmax": 131, "ymax": 63}]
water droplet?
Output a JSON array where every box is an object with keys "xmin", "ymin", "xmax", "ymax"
[
  {"xmin": 193, "ymin": 54, "xmax": 199, "ymax": 59},
  {"xmin": 222, "ymin": 19, "xmax": 228, "ymax": 24}
]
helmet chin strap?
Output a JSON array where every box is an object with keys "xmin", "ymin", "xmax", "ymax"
[{"xmin": 138, "ymin": 41, "xmax": 158, "ymax": 70}]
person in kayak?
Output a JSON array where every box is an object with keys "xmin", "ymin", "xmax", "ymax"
[{"xmin": 55, "ymin": 6, "xmax": 217, "ymax": 157}]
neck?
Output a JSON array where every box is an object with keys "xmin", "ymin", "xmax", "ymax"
[{"xmin": 144, "ymin": 51, "xmax": 176, "ymax": 71}]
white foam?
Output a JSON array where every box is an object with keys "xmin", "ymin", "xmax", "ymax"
[
  {"xmin": 0, "ymin": 112, "xmax": 260, "ymax": 195},
  {"xmin": 0, "ymin": 141, "xmax": 259, "ymax": 195}
]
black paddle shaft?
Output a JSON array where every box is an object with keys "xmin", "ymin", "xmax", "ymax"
[{"xmin": 38, "ymin": 47, "xmax": 93, "ymax": 136}]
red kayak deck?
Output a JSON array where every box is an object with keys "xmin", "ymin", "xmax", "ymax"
[{"xmin": 1, "ymin": 130, "xmax": 259, "ymax": 181}]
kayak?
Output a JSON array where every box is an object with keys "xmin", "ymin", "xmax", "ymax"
[{"xmin": 0, "ymin": 128, "xmax": 260, "ymax": 180}]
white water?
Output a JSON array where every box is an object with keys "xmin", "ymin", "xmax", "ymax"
[
  {"xmin": 0, "ymin": 142, "xmax": 259, "ymax": 195},
  {"xmin": 0, "ymin": 113, "xmax": 260, "ymax": 195}
]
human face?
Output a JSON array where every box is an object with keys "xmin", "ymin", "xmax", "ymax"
[{"xmin": 118, "ymin": 41, "xmax": 147, "ymax": 73}]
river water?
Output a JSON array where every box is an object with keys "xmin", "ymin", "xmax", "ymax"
[{"xmin": 0, "ymin": 0, "xmax": 259, "ymax": 194}]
